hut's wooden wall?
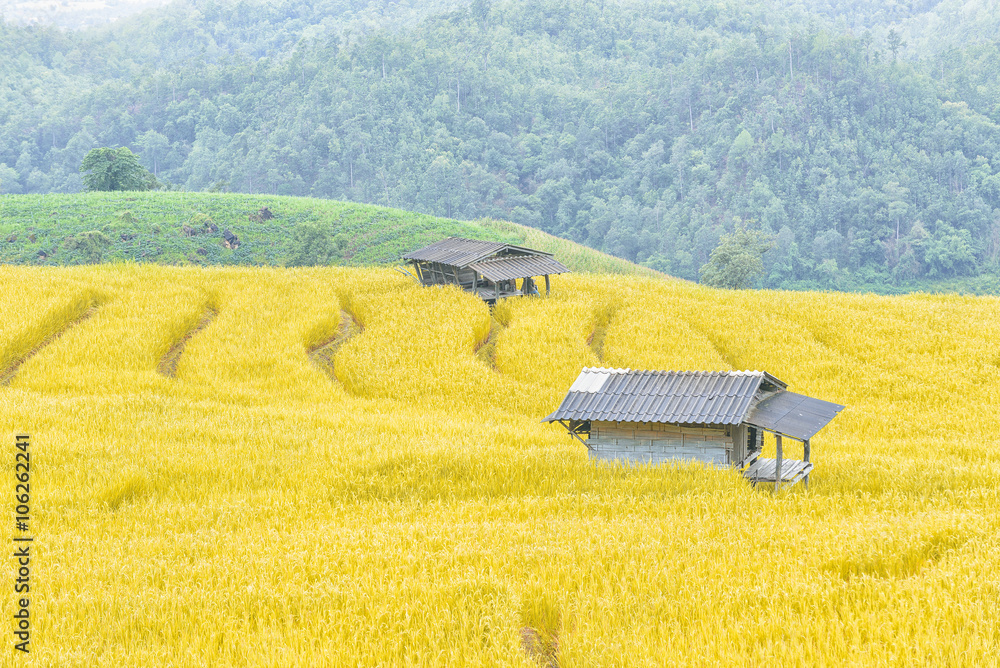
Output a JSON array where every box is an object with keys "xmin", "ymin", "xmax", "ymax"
[
  {"xmin": 732, "ymin": 425, "xmax": 747, "ymax": 465},
  {"xmin": 588, "ymin": 421, "xmax": 732, "ymax": 466},
  {"xmin": 415, "ymin": 262, "xmax": 477, "ymax": 288}
]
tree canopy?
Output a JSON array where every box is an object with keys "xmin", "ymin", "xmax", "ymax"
[
  {"xmin": 79, "ymin": 148, "xmax": 157, "ymax": 192},
  {"xmin": 699, "ymin": 226, "xmax": 776, "ymax": 289}
]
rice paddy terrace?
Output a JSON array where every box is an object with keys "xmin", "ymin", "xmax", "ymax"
[{"xmin": 1, "ymin": 264, "xmax": 998, "ymax": 665}]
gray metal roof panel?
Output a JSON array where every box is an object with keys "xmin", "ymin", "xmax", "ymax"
[
  {"xmin": 713, "ymin": 391, "xmax": 746, "ymax": 424},
  {"xmin": 542, "ymin": 369, "xmax": 770, "ymax": 424},
  {"xmin": 470, "ymin": 255, "xmax": 570, "ymax": 281},
  {"xmin": 402, "ymin": 237, "xmax": 508, "ymax": 266},
  {"xmin": 745, "ymin": 391, "xmax": 844, "ymax": 441},
  {"xmin": 402, "ymin": 237, "xmax": 556, "ymax": 268}
]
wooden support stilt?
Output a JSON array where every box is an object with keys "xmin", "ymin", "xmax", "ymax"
[
  {"xmin": 803, "ymin": 438, "xmax": 810, "ymax": 490},
  {"xmin": 544, "ymin": 274, "xmax": 550, "ymax": 295},
  {"xmin": 774, "ymin": 434, "xmax": 783, "ymax": 492}
]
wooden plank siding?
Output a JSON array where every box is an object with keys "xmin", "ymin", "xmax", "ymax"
[
  {"xmin": 588, "ymin": 420, "xmax": 734, "ymax": 467},
  {"xmin": 743, "ymin": 458, "xmax": 813, "ymax": 486},
  {"xmin": 414, "ymin": 261, "xmax": 526, "ymax": 298}
]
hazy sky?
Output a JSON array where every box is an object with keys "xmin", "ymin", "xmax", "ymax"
[{"xmin": 0, "ymin": 0, "xmax": 175, "ymax": 29}]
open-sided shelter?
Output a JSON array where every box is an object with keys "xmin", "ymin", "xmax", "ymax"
[
  {"xmin": 402, "ymin": 237, "xmax": 570, "ymax": 303},
  {"xmin": 543, "ymin": 368, "xmax": 844, "ymax": 489}
]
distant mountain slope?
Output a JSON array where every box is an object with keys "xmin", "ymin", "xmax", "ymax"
[
  {"xmin": 3, "ymin": 0, "xmax": 1000, "ymax": 293},
  {"xmin": 0, "ymin": 0, "xmax": 468, "ymax": 32},
  {"xmin": 0, "ymin": 0, "xmax": 172, "ymax": 29},
  {"xmin": 0, "ymin": 191, "xmax": 661, "ymax": 276},
  {"xmin": 900, "ymin": 0, "xmax": 1000, "ymax": 54},
  {"xmin": 793, "ymin": 0, "xmax": 945, "ymax": 32}
]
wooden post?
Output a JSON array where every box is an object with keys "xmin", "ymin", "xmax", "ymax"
[
  {"xmin": 774, "ymin": 433, "xmax": 783, "ymax": 492},
  {"xmin": 803, "ymin": 438, "xmax": 810, "ymax": 490},
  {"xmin": 733, "ymin": 424, "xmax": 745, "ymax": 466},
  {"xmin": 544, "ymin": 274, "xmax": 550, "ymax": 295},
  {"xmin": 472, "ymin": 272, "xmax": 477, "ymax": 293}
]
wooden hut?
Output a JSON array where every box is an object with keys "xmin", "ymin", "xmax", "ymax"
[
  {"xmin": 543, "ymin": 368, "xmax": 843, "ymax": 489},
  {"xmin": 402, "ymin": 237, "xmax": 570, "ymax": 303}
]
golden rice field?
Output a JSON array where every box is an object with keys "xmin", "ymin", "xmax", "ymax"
[{"xmin": 1, "ymin": 264, "xmax": 999, "ymax": 666}]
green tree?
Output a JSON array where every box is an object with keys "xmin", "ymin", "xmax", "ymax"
[
  {"xmin": 135, "ymin": 130, "xmax": 170, "ymax": 177},
  {"xmin": 0, "ymin": 163, "xmax": 23, "ymax": 194},
  {"xmin": 699, "ymin": 225, "xmax": 776, "ymax": 289},
  {"xmin": 924, "ymin": 221, "xmax": 977, "ymax": 277},
  {"xmin": 886, "ymin": 29, "xmax": 904, "ymax": 62},
  {"xmin": 289, "ymin": 222, "xmax": 339, "ymax": 266},
  {"xmin": 79, "ymin": 147, "xmax": 157, "ymax": 192}
]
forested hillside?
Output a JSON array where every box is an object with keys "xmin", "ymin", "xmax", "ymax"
[{"xmin": 3, "ymin": 0, "xmax": 1000, "ymax": 290}]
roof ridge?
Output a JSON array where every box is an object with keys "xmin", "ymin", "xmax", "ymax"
[
  {"xmin": 546, "ymin": 367, "xmax": 784, "ymax": 425},
  {"xmin": 578, "ymin": 368, "xmax": 765, "ymax": 376},
  {"xmin": 472, "ymin": 254, "xmax": 519, "ymax": 263}
]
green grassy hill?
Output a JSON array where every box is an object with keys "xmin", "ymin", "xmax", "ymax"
[{"xmin": 0, "ymin": 192, "xmax": 662, "ymax": 276}]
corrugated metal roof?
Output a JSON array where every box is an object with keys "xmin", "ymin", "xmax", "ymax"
[
  {"xmin": 543, "ymin": 369, "xmax": 771, "ymax": 425},
  {"xmin": 745, "ymin": 391, "xmax": 844, "ymax": 441},
  {"xmin": 402, "ymin": 237, "xmax": 508, "ymax": 266},
  {"xmin": 470, "ymin": 254, "xmax": 570, "ymax": 281},
  {"xmin": 569, "ymin": 367, "xmax": 630, "ymax": 392},
  {"xmin": 402, "ymin": 237, "xmax": 556, "ymax": 268}
]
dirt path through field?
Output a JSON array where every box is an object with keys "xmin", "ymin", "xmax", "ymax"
[
  {"xmin": 0, "ymin": 305, "xmax": 100, "ymax": 386},
  {"xmin": 157, "ymin": 306, "xmax": 218, "ymax": 377},
  {"xmin": 308, "ymin": 309, "xmax": 364, "ymax": 383}
]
